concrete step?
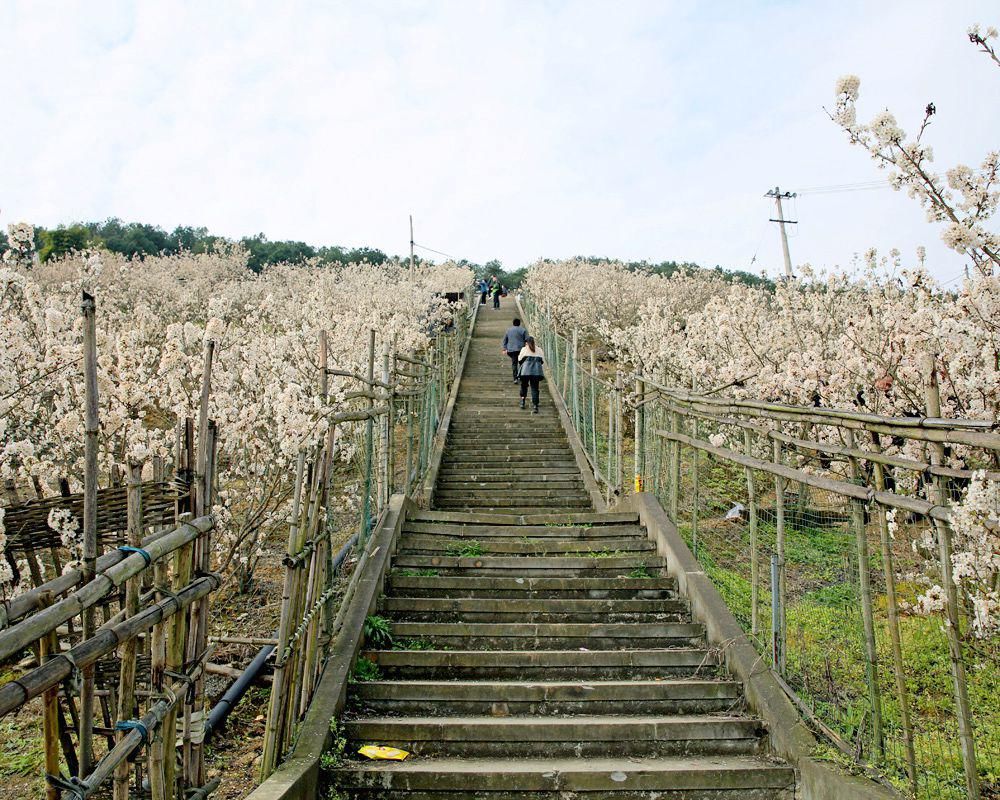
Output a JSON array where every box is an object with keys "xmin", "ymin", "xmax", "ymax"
[
  {"xmin": 410, "ymin": 512, "xmax": 640, "ymax": 526},
  {"xmin": 365, "ymin": 648, "xmax": 721, "ymax": 680},
  {"xmin": 433, "ymin": 494, "xmax": 594, "ymax": 508},
  {"xmin": 397, "ymin": 536, "xmax": 656, "ymax": 556},
  {"xmin": 385, "ymin": 621, "xmax": 705, "ymax": 649},
  {"xmin": 391, "ymin": 554, "xmax": 666, "ymax": 577},
  {"xmin": 381, "ymin": 596, "xmax": 689, "ymax": 623},
  {"xmin": 342, "ymin": 715, "xmax": 767, "ymax": 758},
  {"xmin": 436, "ymin": 472, "xmax": 583, "ymax": 483},
  {"xmin": 401, "ymin": 522, "xmax": 646, "ymax": 538},
  {"xmin": 349, "ymin": 679, "xmax": 743, "ymax": 716},
  {"xmin": 332, "ymin": 755, "xmax": 796, "ymax": 798},
  {"xmin": 386, "ymin": 575, "xmax": 677, "ymax": 599},
  {"xmin": 431, "ymin": 506, "xmax": 598, "ymax": 516},
  {"xmin": 437, "ymin": 480, "xmax": 585, "ymax": 493}
]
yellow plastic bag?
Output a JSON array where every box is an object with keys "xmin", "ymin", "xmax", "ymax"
[{"xmin": 358, "ymin": 745, "xmax": 409, "ymax": 761}]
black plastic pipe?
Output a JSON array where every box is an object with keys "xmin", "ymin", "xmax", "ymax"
[{"xmin": 205, "ymin": 533, "xmax": 359, "ymax": 739}]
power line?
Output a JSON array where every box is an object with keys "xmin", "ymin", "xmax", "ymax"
[{"xmin": 413, "ymin": 243, "xmax": 458, "ymax": 261}]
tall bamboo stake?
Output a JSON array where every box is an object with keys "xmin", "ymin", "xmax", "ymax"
[
  {"xmin": 772, "ymin": 437, "xmax": 787, "ymax": 675},
  {"xmin": 260, "ymin": 452, "xmax": 307, "ymax": 780},
  {"xmin": 921, "ymin": 353, "xmax": 980, "ymax": 800},
  {"xmin": 615, "ymin": 372, "xmax": 625, "ymax": 495},
  {"xmin": 80, "ymin": 291, "xmax": 99, "ymax": 775},
  {"xmin": 589, "ymin": 349, "xmax": 598, "ymax": 469},
  {"xmin": 379, "ymin": 342, "xmax": 391, "ymax": 508},
  {"xmin": 634, "ymin": 367, "xmax": 645, "ymax": 492},
  {"xmin": 743, "ymin": 429, "xmax": 760, "ymax": 636},
  {"xmin": 872, "ymin": 460, "xmax": 918, "ymax": 794},
  {"xmin": 844, "ymin": 428, "xmax": 883, "ymax": 758},
  {"xmin": 148, "ymin": 457, "xmax": 168, "ymax": 800},
  {"xmin": 669, "ymin": 410, "xmax": 681, "ymax": 521},
  {"xmin": 361, "ymin": 330, "xmax": 376, "ymax": 543},
  {"xmin": 113, "ymin": 462, "xmax": 145, "ymax": 800},
  {"xmin": 38, "ymin": 591, "xmax": 60, "ymax": 800}
]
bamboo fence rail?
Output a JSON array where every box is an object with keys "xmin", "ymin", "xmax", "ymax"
[{"xmin": 522, "ymin": 295, "xmax": 1000, "ymax": 800}]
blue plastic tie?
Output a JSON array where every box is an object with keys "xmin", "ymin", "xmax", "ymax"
[
  {"xmin": 118, "ymin": 545, "xmax": 152, "ymax": 566},
  {"xmin": 115, "ymin": 719, "xmax": 150, "ymax": 747}
]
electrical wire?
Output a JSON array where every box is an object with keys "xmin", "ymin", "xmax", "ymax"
[{"xmin": 413, "ymin": 243, "xmax": 458, "ymax": 261}]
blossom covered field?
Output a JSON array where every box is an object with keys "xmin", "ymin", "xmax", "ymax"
[{"xmin": 0, "ymin": 232, "xmax": 472, "ymax": 598}]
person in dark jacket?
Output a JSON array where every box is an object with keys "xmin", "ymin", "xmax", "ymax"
[
  {"xmin": 517, "ymin": 336, "xmax": 545, "ymax": 413},
  {"xmin": 490, "ymin": 277, "xmax": 501, "ymax": 309},
  {"xmin": 502, "ymin": 318, "xmax": 528, "ymax": 383},
  {"xmin": 478, "ymin": 278, "xmax": 489, "ymax": 305}
]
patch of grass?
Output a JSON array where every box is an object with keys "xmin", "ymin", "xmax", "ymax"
[
  {"xmin": 350, "ymin": 656, "xmax": 382, "ymax": 682},
  {"xmin": 393, "ymin": 638, "xmax": 436, "ymax": 651},
  {"xmin": 446, "ymin": 541, "xmax": 484, "ymax": 557},
  {"xmin": 0, "ymin": 719, "xmax": 45, "ymax": 778},
  {"xmin": 628, "ymin": 565, "xmax": 654, "ymax": 579},
  {"xmin": 363, "ymin": 615, "xmax": 393, "ymax": 649},
  {"xmin": 396, "ymin": 568, "xmax": 439, "ymax": 577}
]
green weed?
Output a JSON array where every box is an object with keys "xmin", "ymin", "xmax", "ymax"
[
  {"xmin": 363, "ymin": 615, "xmax": 393, "ymax": 649},
  {"xmin": 628, "ymin": 565, "xmax": 654, "ymax": 579},
  {"xmin": 393, "ymin": 638, "xmax": 436, "ymax": 651},
  {"xmin": 350, "ymin": 656, "xmax": 382, "ymax": 682},
  {"xmin": 396, "ymin": 568, "xmax": 439, "ymax": 577},
  {"xmin": 447, "ymin": 541, "xmax": 484, "ymax": 557}
]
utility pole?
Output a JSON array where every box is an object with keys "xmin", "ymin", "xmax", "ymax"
[
  {"xmin": 409, "ymin": 215, "xmax": 415, "ymax": 278},
  {"xmin": 764, "ymin": 186, "xmax": 797, "ymax": 278}
]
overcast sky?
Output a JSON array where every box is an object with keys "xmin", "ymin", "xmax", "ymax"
[{"xmin": 1, "ymin": 0, "xmax": 997, "ymax": 282}]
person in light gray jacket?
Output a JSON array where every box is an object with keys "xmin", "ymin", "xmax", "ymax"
[
  {"xmin": 517, "ymin": 336, "xmax": 545, "ymax": 413},
  {"xmin": 501, "ymin": 318, "xmax": 528, "ymax": 383}
]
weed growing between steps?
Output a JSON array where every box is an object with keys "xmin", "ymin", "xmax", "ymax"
[
  {"xmin": 392, "ymin": 638, "xmax": 436, "ymax": 651},
  {"xmin": 319, "ymin": 720, "xmax": 349, "ymax": 800},
  {"xmin": 628, "ymin": 565, "xmax": 655, "ymax": 579},
  {"xmin": 350, "ymin": 657, "xmax": 382, "ymax": 682},
  {"xmin": 395, "ymin": 568, "xmax": 439, "ymax": 577},
  {"xmin": 446, "ymin": 540, "xmax": 484, "ymax": 557},
  {"xmin": 363, "ymin": 614, "xmax": 393, "ymax": 648}
]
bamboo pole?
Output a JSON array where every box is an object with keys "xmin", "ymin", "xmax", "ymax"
[
  {"xmin": 921, "ymin": 353, "xmax": 980, "ymax": 800},
  {"xmin": 773, "ymin": 437, "xmax": 787, "ymax": 675},
  {"xmin": 148, "ymin": 457, "xmax": 168, "ymax": 800},
  {"xmin": 872, "ymin": 460, "xmax": 918, "ymax": 795},
  {"xmin": 361, "ymin": 331, "xmax": 376, "ymax": 544},
  {"xmin": 634, "ymin": 367, "xmax": 645, "ymax": 493},
  {"xmin": 379, "ymin": 342, "xmax": 391, "ymax": 508},
  {"xmin": 615, "ymin": 372, "xmax": 625, "ymax": 496},
  {"xmin": 744, "ymin": 429, "xmax": 760, "ymax": 636},
  {"xmin": 113, "ymin": 462, "xmax": 145, "ymax": 800},
  {"xmin": 38, "ymin": 591, "xmax": 60, "ymax": 800},
  {"xmin": 606, "ymin": 371, "xmax": 614, "ymax": 505},
  {"xmin": 589, "ymin": 349, "xmax": 598, "ymax": 469},
  {"xmin": 844, "ymin": 428, "xmax": 883, "ymax": 758},
  {"xmin": 669, "ymin": 411, "xmax": 680, "ymax": 521},
  {"xmin": 80, "ymin": 291, "xmax": 99, "ymax": 775},
  {"xmin": 260, "ymin": 451, "xmax": 307, "ymax": 780}
]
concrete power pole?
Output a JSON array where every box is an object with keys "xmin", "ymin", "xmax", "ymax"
[
  {"xmin": 764, "ymin": 186, "xmax": 797, "ymax": 278},
  {"xmin": 409, "ymin": 215, "xmax": 415, "ymax": 278}
]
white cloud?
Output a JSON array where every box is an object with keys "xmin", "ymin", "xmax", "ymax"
[{"xmin": 0, "ymin": 0, "xmax": 997, "ymax": 281}]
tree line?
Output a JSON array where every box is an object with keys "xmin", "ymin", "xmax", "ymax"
[{"xmin": 1, "ymin": 218, "xmax": 768, "ymax": 289}]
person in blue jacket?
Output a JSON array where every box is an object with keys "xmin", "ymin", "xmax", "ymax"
[
  {"xmin": 502, "ymin": 317, "xmax": 528, "ymax": 383},
  {"xmin": 478, "ymin": 278, "xmax": 489, "ymax": 305}
]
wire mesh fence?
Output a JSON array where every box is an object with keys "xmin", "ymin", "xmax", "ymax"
[{"xmin": 521, "ymin": 295, "xmax": 1000, "ymax": 800}]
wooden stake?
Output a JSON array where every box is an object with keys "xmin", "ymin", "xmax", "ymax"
[
  {"xmin": 80, "ymin": 291, "xmax": 99, "ymax": 775},
  {"xmin": 113, "ymin": 462, "xmax": 145, "ymax": 800},
  {"xmin": 743, "ymin": 429, "xmax": 760, "ymax": 636},
  {"xmin": 772, "ymin": 436, "xmax": 787, "ymax": 675},
  {"xmin": 921, "ymin": 353, "xmax": 980, "ymax": 800}
]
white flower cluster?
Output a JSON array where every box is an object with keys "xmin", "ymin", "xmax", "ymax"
[
  {"xmin": 1, "ymin": 245, "xmax": 472, "ymax": 598},
  {"xmin": 831, "ymin": 48, "xmax": 1000, "ymax": 276},
  {"xmin": 4, "ymin": 223, "xmax": 35, "ymax": 270}
]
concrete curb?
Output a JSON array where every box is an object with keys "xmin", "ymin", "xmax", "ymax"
[
  {"xmin": 245, "ymin": 494, "xmax": 414, "ymax": 800},
  {"xmin": 617, "ymin": 492, "xmax": 901, "ymax": 800},
  {"xmin": 421, "ymin": 300, "xmax": 481, "ymax": 509},
  {"xmin": 515, "ymin": 296, "xmax": 607, "ymax": 512}
]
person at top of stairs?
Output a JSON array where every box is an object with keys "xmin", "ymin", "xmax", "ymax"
[
  {"xmin": 518, "ymin": 336, "xmax": 545, "ymax": 413},
  {"xmin": 502, "ymin": 317, "xmax": 529, "ymax": 382}
]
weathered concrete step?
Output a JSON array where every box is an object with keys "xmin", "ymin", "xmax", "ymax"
[
  {"xmin": 445, "ymin": 445, "xmax": 576, "ymax": 455},
  {"xmin": 382, "ymin": 596, "xmax": 688, "ymax": 623},
  {"xmin": 438, "ymin": 461, "xmax": 581, "ymax": 473},
  {"xmin": 432, "ymin": 506, "xmax": 597, "ymax": 517},
  {"xmin": 439, "ymin": 465, "xmax": 582, "ymax": 477},
  {"xmin": 437, "ymin": 481, "xmax": 586, "ymax": 494},
  {"xmin": 434, "ymin": 498, "xmax": 594, "ymax": 511},
  {"xmin": 386, "ymin": 621, "xmax": 705, "ymax": 649},
  {"xmin": 342, "ymin": 715, "xmax": 767, "ymax": 757},
  {"xmin": 413, "ymin": 511, "xmax": 638, "ymax": 525},
  {"xmin": 332, "ymin": 755, "xmax": 796, "ymax": 798},
  {"xmin": 436, "ymin": 472, "xmax": 583, "ymax": 483},
  {"xmin": 447, "ymin": 434, "xmax": 568, "ymax": 442},
  {"xmin": 387, "ymin": 575, "xmax": 676, "ymax": 599},
  {"xmin": 350, "ymin": 679, "xmax": 742, "ymax": 715},
  {"xmin": 397, "ymin": 536, "xmax": 655, "ymax": 556},
  {"xmin": 366, "ymin": 648, "xmax": 721, "ymax": 679},
  {"xmin": 401, "ymin": 522, "xmax": 645, "ymax": 538},
  {"xmin": 392, "ymin": 554, "xmax": 665, "ymax": 577}
]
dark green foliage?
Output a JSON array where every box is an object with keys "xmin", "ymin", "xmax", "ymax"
[{"xmin": 363, "ymin": 614, "xmax": 393, "ymax": 648}]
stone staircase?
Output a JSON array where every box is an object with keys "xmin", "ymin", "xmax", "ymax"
[{"xmin": 331, "ymin": 304, "xmax": 795, "ymax": 798}]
